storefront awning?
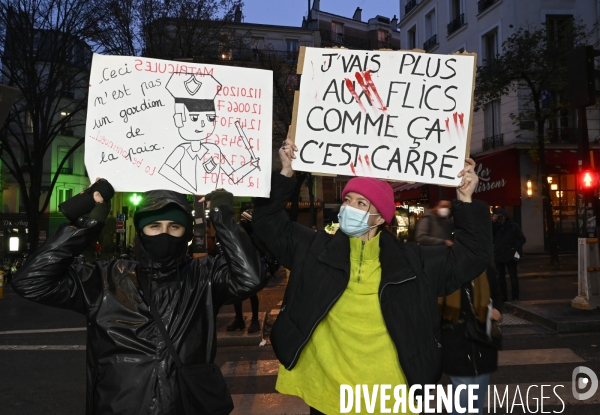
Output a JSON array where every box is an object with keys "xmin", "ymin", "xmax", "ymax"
[
  {"xmin": 392, "ymin": 182, "xmax": 426, "ymax": 201},
  {"xmin": 545, "ymin": 149, "xmax": 600, "ymax": 167},
  {"xmin": 473, "ymin": 148, "xmax": 522, "ymax": 206}
]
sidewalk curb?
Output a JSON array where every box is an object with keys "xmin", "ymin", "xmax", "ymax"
[{"xmin": 505, "ymin": 300, "xmax": 600, "ymax": 333}]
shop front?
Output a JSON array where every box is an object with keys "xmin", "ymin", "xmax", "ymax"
[{"xmin": 0, "ymin": 214, "xmax": 50, "ymax": 260}]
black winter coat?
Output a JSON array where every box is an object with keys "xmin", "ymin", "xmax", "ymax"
[
  {"xmin": 253, "ymin": 173, "xmax": 492, "ymax": 388},
  {"xmin": 493, "ymin": 219, "xmax": 526, "ymax": 263},
  {"xmin": 12, "ymin": 198, "xmax": 264, "ymax": 415},
  {"xmin": 441, "ymin": 258, "xmax": 504, "ymax": 377}
]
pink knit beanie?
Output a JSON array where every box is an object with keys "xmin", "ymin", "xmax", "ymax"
[{"xmin": 341, "ymin": 177, "xmax": 395, "ymax": 223}]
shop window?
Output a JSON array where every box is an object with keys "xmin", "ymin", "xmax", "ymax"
[{"xmin": 547, "ymin": 174, "xmax": 577, "ymax": 249}]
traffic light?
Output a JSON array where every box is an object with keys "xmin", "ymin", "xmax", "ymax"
[
  {"xmin": 579, "ymin": 170, "xmax": 599, "ymax": 191},
  {"xmin": 568, "ymin": 45, "xmax": 600, "ymax": 108},
  {"xmin": 130, "ymin": 193, "xmax": 142, "ymax": 206}
]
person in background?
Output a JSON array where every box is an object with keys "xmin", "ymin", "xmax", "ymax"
[
  {"xmin": 415, "ymin": 200, "xmax": 454, "ymax": 246},
  {"xmin": 439, "ymin": 256, "xmax": 503, "ymax": 415},
  {"xmin": 492, "ymin": 208, "xmax": 526, "ymax": 302},
  {"xmin": 226, "ymin": 210, "xmax": 262, "ymax": 334},
  {"xmin": 12, "ymin": 181, "xmax": 264, "ymax": 414},
  {"xmin": 94, "ymin": 241, "xmax": 102, "ymax": 260},
  {"xmin": 252, "ymin": 134, "xmax": 491, "ymax": 415}
]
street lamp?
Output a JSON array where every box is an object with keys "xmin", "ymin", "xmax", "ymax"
[{"xmin": 526, "ymin": 177, "xmax": 532, "ymax": 197}]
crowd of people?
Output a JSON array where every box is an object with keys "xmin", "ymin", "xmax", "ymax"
[{"xmin": 10, "ymin": 134, "xmax": 521, "ymax": 414}]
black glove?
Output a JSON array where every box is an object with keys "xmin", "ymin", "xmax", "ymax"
[
  {"xmin": 60, "ymin": 179, "xmax": 115, "ymax": 226},
  {"xmin": 205, "ymin": 189, "xmax": 233, "ymax": 210}
]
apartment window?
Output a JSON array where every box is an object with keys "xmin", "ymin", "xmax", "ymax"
[
  {"xmin": 425, "ymin": 10, "xmax": 437, "ymax": 40},
  {"xmin": 546, "ymin": 14, "xmax": 574, "ymax": 46},
  {"xmin": 447, "ymin": 0, "xmax": 465, "ymax": 36},
  {"xmin": 424, "ymin": 10, "xmax": 438, "ymax": 51},
  {"xmin": 286, "ymin": 39, "xmax": 299, "ymax": 53},
  {"xmin": 484, "ymin": 99, "xmax": 501, "ymax": 138},
  {"xmin": 451, "ymin": 0, "xmax": 462, "ymax": 19},
  {"xmin": 251, "ymin": 37, "xmax": 264, "ymax": 50},
  {"xmin": 60, "ymin": 111, "xmax": 73, "ymax": 136},
  {"xmin": 22, "ymin": 150, "xmax": 36, "ymax": 172},
  {"xmin": 57, "ymin": 188, "xmax": 73, "ymax": 207},
  {"xmin": 378, "ymin": 30, "xmax": 389, "ymax": 48},
  {"xmin": 482, "ymin": 29, "xmax": 498, "ymax": 64},
  {"xmin": 57, "ymin": 146, "xmax": 73, "ymax": 175},
  {"xmin": 332, "ymin": 21, "xmax": 344, "ymax": 43},
  {"xmin": 25, "ymin": 111, "xmax": 34, "ymax": 133},
  {"xmin": 407, "ymin": 26, "xmax": 417, "ymax": 49}
]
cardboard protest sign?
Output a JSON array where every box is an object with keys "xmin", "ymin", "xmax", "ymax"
[
  {"xmin": 290, "ymin": 47, "xmax": 476, "ymax": 186},
  {"xmin": 85, "ymin": 54, "xmax": 272, "ymax": 196}
]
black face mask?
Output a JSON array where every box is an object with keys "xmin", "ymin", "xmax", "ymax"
[{"xmin": 139, "ymin": 232, "xmax": 187, "ymax": 264}]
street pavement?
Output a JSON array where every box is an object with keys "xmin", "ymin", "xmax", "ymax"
[{"xmin": 1, "ymin": 255, "xmax": 599, "ymax": 414}]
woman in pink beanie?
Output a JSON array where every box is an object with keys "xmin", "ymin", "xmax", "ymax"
[{"xmin": 252, "ymin": 136, "xmax": 492, "ymax": 415}]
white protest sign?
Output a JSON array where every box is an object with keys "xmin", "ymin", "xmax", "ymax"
[
  {"xmin": 85, "ymin": 54, "xmax": 272, "ymax": 196},
  {"xmin": 291, "ymin": 47, "xmax": 476, "ymax": 186}
]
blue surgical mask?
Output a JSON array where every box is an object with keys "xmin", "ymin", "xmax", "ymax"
[{"xmin": 338, "ymin": 205, "xmax": 379, "ymax": 238}]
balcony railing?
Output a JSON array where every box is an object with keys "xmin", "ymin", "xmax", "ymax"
[
  {"xmin": 320, "ymin": 29, "xmax": 370, "ymax": 50},
  {"xmin": 423, "ymin": 34, "xmax": 438, "ymax": 51},
  {"xmin": 378, "ymin": 41, "xmax": 392, "ymax": 49},
  {"xmin": 482, "ymin": 134, "xmax": 504, "ymax": 151},
  {"xmin": 478, "ymin": 0, "xmax": 499, "ymax": 14},
  {"xmin": 447, "ymin": 14, "xmax": 465, "ymax": 36},
  {"xmin": 549, "ymin": 127, "xmax": 578, "ymax": 144},
  {"xmin": 59, "ymin": 167, "xmax": 73, "ymax": 175},
  {"xmin": 405, "ymin": 0, "xmax": 417, "ymax": 15}
]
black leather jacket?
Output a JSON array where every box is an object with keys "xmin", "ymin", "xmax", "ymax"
[
  {"xmin": 12, "ymin": 197, "xmax": 264, "ymax": 415},
  {"xmin": 253, "ymin": 173, "xmax": 492, "ymax": 388}
]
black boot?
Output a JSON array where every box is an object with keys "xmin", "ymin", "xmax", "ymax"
[
  {"xmin": 247, "ymin": 319, "xmax": 261, "ymax": 334},
  {"xmin": 226, "ymin": 318, "xmax": 245, "ymax": 331}
]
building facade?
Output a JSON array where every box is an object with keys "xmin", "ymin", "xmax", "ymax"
[{"xmin": 397, "ymin": 0, "xmax": 600, "ymax": 253}]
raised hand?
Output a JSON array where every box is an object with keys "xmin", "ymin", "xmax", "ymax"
[
  {"xmin": 456, "ymin": 158, "xmax": 478, "ymax": 203},
  {"xmin": 279, "ymin": 126, "xmax": 298, "ymax": 178}
]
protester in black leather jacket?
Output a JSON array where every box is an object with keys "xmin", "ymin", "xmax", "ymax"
[{"xmin": 12, "ymin": 183, "xmax": 264, "ymax": 415}]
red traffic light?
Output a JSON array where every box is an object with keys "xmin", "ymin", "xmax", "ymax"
[{"xmin": 580, "ymin": 170, "xmax": 599, "ymax": 189}]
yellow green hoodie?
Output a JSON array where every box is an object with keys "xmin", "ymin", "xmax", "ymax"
[{"xmin": 276, "ymin": 232, "xmax": 416, "ymax": 414}]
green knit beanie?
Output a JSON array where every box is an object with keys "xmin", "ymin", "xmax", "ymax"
[{"xmin": 136, "ymin": 204, "xmax": 190, "ymax": 231}]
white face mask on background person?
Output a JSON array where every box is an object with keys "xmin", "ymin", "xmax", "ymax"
[
  {"xmin": 338, "ymin": 205, "xmax": 380, "ymax": 238},
  {"xmin": 437, "ymin": 207, "xmax": 450, "ymax": 218}
]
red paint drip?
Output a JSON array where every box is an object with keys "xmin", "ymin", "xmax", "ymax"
[
  {"xmin": 354, "ymin": 72, "xmax": 374, "ymax": 106},
  {"xmin": 350, "ymin": 162, "xmax": 357, "ymax": 175},
  {"xmin": 458, "ymin": 113, "xmax": 465, "ymax": 130},
  {"xmin": 445, "ymin": 118, "xmax": 450, "ymax": 131},
  {"xmin": 345, "ymin": 78, "xmax": 366, "ymax": 112},
  {"xmin": 364, "ymin": 155, "xmax": 371, "ymax": 167},
  {"xmin": 453, "ymin": 112, "xmax": 458, "ymax": 126},
  {"xmin": 363, "ymin": 71, "xmax": 387, "ymax": 111},
  {"xmin": 357, "ymin": 155, "xmax": 363, "ymax": 164}
]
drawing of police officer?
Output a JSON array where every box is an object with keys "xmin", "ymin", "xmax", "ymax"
[{"xmin": 159, "ymin": 73, "xmax": 260, "ymax": 193}]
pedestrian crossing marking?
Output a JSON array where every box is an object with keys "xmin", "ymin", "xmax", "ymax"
[
  {"xmin": 221, "ymin": 348, "xmax": 586, "ymax": 377},
  {"xmin": 0, "ymin": 327, "xmax": 86, "ymax": 335},
  {"xmin": 231, "ymin": 393, "xmax": 308, "ymax": 415},
  {"xmin": 498, "ymin": 348, "xmax": 585, "ymax": 366},
  {"xmin": 0, "ymin": 345, "xmax": 85, "ymax": 350},
  {"xmin": 221, "ymin": 359, "xmax": 280, "ymax": 377}
]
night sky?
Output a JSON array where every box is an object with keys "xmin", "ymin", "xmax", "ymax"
[{"xmin": 241, "ymin": 0, "xmax": 400, "ymax": 27}]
